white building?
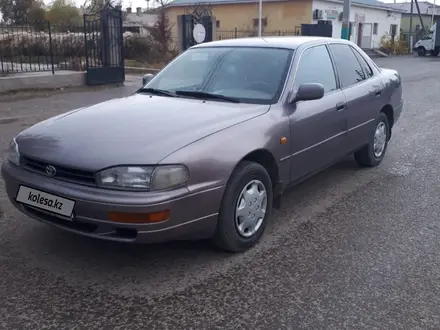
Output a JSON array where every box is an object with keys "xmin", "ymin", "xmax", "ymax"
[
  {"xmin": 123, "ymin": 7, "xmax": 158, "ymax": 36},
  {"xmin": 312, "ymin": 0, "xmax": 405, "ymax": 49}
]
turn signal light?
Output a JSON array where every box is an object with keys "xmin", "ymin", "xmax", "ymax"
[{"xmin": 108, "ymin": 210, "xmax": 170, "ymax": 223}]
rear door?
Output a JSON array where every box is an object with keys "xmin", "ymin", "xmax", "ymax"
[
  {"xmin": 288, "ymin": 44, "xmax": 348, "ymax": 182},
  {"xmin": 328, "ymin": 43, "xmax": 384, "ymax": 152}
]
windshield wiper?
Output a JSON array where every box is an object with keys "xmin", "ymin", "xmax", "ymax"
[
  {"xmin": 137, "ymin": 87, "xmax": 176, "ymax": 97},
  {"xmin": 174, "ymin": 90, "xmax": 240, "ymax": 103}
]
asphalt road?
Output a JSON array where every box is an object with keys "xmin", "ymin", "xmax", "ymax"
[{"xmin": 0, "ymin": 56, "xmax": 439, "ymax": 329}]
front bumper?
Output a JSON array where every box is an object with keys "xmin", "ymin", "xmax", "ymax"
[{"xmin": 1, "ymin": 161, "xmax": 223, "ymax": 243}]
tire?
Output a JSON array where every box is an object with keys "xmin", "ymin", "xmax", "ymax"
[
  {"xmin": 417, "ymin": 47, "xmax": 427, "ymax": 56},
  {"xmin": 354, "ymin": 112, "xmax": 390, "ymax": 167},
  {"xmin": 212, "ymin": 161, "xmax": 273, "ymax": 253},
  {"xmin": 431, "ymin": 50, "xmax": 439, "ymax": 56}
]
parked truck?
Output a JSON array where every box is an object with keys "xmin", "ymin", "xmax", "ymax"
[{"xmin": 414, "ymin": 20, "xmax": 440, "ymax": 56}]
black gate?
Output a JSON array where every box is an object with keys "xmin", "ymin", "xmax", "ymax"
[
  {"xmin": 179, "ymin": 14, "xmax": 213, "ymax": 51},
  {"xmin": 83, "ymin": 4, "xmax": 125, "ymax": 86},
  {"xmin": 301, "ymin": 23, "xmax": 333, "ymax": 38}
]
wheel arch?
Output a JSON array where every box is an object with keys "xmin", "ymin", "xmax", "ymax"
[
  {"xmin": 416, "ymin": 46, "xmax": 427, "ymax": 55},
  {"xmin": 234, "ymin": 148, "xmax": 284, "ymax": 209},
  {"xmin": 380, "ymin": 104, "xmax": 394, "ymax": 140},
  {"xmin": 239, "ymin": 149, "xmax": 280, "ymax": 189}
]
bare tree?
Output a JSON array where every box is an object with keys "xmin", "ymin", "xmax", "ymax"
[
  {"xmin": 82, "ymin": 0, "xmax": 121, "ymax": 13},
  {"xmin": 147, "ymin": 0, "xmax": 176, "ymax": 61},
  {"xmin": 185, "ymin": 2, "xmax": 213, "ymax": 22}
]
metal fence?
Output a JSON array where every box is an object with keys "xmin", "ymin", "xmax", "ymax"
[
  {"xmin": 400, "ymin": 30, "xmax": 425, "ymax": 47},
  {"xmin": 0, "ymin": 22, "xmax": 85, "ymax": 75},
  {"xmin": 0, "ymin": 23, "xmax": 305, "ymax": 75},
  {"xmin": 216, "ymin": 27, "xmax": 301, "ymax": 40}
]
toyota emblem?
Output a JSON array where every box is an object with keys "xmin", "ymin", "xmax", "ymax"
[{"xmin": 46, "ymin": 165, "xmax": 56, "ymax": 177}]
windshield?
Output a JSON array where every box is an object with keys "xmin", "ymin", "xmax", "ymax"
[
  {"xmin": 143, "ymin": 46, "xmax": 294, "ymax": 104},
  {"xmin": 423, "ymin": 31, "xmax": 433, "ymax": 40}
]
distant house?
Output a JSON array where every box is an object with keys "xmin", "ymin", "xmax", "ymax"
[
  {"xmin": 164, "ymin": 0, "xmax": 403, "ymax": 49},
  {"xmin": 123, "ymin": 7, "xmax": 158, "ymax": 35},
  {"xmin": 312, "ymin": 0, "xmax": 404, "ymax": 48},
  {"xmin": 387, "ymin": 1, "xmax": 440, "ymax": 33}
]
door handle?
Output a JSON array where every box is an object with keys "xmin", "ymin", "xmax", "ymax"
[
  {"xmin": 374, "ymin": 88, "xmax": 382, "ymax": 96},
  {"xmin": 336, "ymin": 102, "xmax": 346, "ymax": 111}
]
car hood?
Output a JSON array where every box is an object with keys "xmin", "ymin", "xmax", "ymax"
[{"xmin": 16, "ymin": 94, "xmax": 269, "ymax": 171}]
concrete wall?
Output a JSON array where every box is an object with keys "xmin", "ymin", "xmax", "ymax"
[
  {"xmin": 0, "ymin": 71, "xmax": 86, "ymax": 94},
  {"xmin": 400, "ymin": 13, "xmax": 440, "ymax": 32},
  {"xmin": 165, "ymin": 0, "xmax": 313, "ymax": 42},
  {"xmin": 312, "ymin": 0, "xmax": 402, "ymax": 48}
]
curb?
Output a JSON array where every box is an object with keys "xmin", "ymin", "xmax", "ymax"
[
  {"xmin": 125, "ymin": 67, "xmax": 161, "ymax": 75},
  {"xmin": 0, "ymin": 116, "xmax": 27, "ymax": 124},
  {"xmin": 0, "ymin": 84, "xmax": 130, "ymax": 103}
]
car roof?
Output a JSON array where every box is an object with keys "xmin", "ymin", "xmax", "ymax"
[{"xmin": 192, "ymin": 36, "xmax": 352, "ymax": 50}]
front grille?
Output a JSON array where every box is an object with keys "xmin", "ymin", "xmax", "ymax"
[{"xmin": 21, "ymin": 156, "xmax": 96, "ymax": 186}]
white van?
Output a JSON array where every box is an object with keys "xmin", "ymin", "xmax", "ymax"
[{"xmin": 414, "ymin": 22, "xmax": 439, "ymax": 56}]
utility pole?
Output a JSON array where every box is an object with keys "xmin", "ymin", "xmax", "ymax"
[
  {"xmin": 415, "ymin": 0, "xmax": 426, "ymax": 32},
  {"xmin": 409, "ymin": 0, "xmax": 413, "ymax": 53},
  {"xmin": 432, "ymin": 0, "xmax": 436, "ymax": 27},
  {"xmin": 341, "ymin": 0, "xmax": 351, "ymax": 40},
  {"xmin": 258, "ymin": 0, "xmax": 263, "ymax": 37}
]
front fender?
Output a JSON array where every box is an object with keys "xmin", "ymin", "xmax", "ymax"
[{"xmin": 159, "ymin": 106, "xmax": 291, "ymax": 194}]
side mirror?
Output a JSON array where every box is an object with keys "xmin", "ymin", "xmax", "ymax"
[
  {"xmin": 290, "ymin": 83, "xmax": 325, "ymax": 103},
  {"xmin": 142, "ymin": 73, "xmax": 155, "ymax": 85}
]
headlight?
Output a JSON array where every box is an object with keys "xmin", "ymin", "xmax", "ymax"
[
  {"xmin": 151, "ymin": 165, "xmax": 190, "ymax": 190},
  {"xmin": 7, "ymin": 138, "xmax": 20, "ymax": 166},
  {"xmin": 96, "ymin": 165, "xmax": 189, "ymax": 191}
]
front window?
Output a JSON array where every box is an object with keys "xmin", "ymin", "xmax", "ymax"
[{"xmin": 144, "ymin": 46, "xmax": 294, "ymax": 104}]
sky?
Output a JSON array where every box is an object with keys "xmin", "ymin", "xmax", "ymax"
[
  {"xmin": 63, "ymin": 0, "xmax": 412, "ymax": 8},
  {"xmin": 67, "ymin": 0, "xmax": 152, "ymax": 8}
]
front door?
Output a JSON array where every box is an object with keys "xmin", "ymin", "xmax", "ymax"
[
  {"xmin": 361, "ymin": 23, "xmax": 373, "ymax": 48},
  {"xmin": 288, "ymin": 44, "xmax": 347, "ymax": 182},
  {"xmin": 178, "ymin": 14, "xmax": 213, "ymax": 52}
]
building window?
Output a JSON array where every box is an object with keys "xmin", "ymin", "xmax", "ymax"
[
  {"xmin": 216, "ymin": 20, "xmax": 220, "ymax": 28},
  {"xmin": 253, "ymin": 17, "xmax": 268, "ymax": 27},
  {"xmin": 415, "ymin": 24, "xmax": 421, "ymax": 30},
  {"xmin": 373, "ymin": 23, "xmax": 378, "ymax": 35},
  {"xmin": 390, "ymin": 24, "xmax": 398, "ymax": 37},
  {"xmin": 318, "ymin": 19, "xmax": 332, "ymax": 25}
]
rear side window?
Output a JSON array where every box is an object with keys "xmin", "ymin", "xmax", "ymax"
[
  {"xmin": 294, "ymin": 45, "xmax": 337, "ymax": 93},
  {"xmin": 329, "ymin": 44, "xmax": 366, "ymax": 88},
  {"xmin": 351, "ymin": 47, "xmax": 373, "ymax": 78}
]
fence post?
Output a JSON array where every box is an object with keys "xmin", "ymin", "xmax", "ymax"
[
  {"xmin": 278, "ymin": 30, "xmax": 281, "ymax": 36},
  {"xmin": 234, "ymin": 27, "xmax": 237, "ymax": 38},
  {"xmin": 48, "ymin": 21, "xmax": 55, "ymax": 75}
]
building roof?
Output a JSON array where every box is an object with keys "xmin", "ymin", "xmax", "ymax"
[
  {"xmin": 167, "ymin": 0, "xmax": 404, "ymax": 12},
  {"xmin": 123, "ymin": 12, "xmax": 158, "ymax": 27},
  {"xmin": 386, "ymin": 1, "xmax": 440, "ymax": 14}
]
